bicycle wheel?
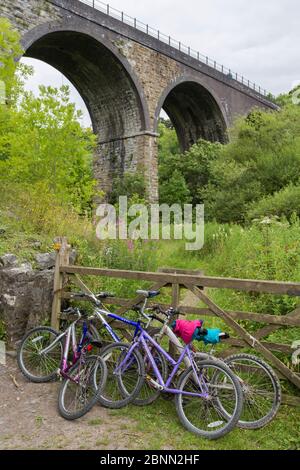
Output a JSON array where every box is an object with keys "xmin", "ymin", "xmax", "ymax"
[
  {"xmin": 58, "ymin": 355, "xmax": 107, "ymax": 420},
  {"xmin": 175, "ymin": 359, "xmax": 243, "ymax": 440},
  {"xmin": 17, "ymin": 327, "xmax": 63, "ymax": 383},
  {"xmin": 224, "ymin": 354, "xmax": 281, "ymax": 429},
  {"xmin": 98, "ymin": 342, "xmax": 145, "ymax": 409},
  {"xmin": 132, "ymin": 346, "xmax": 169, "ymax": 406}
]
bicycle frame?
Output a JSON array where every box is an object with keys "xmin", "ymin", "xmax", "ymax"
[
  {"xmin": 39, "ymin": 303, "xmax": 129, "ymax": 378},
  {"xmin": 108, "ymin": 316, "xmax": 210, "ymax": 398},
  {"xmin": 40, "ymin": 318, "xmax": 89, "ymax": 377},
  {"xmin": 93, "ymin": 307, "xmax": 121, "ymax": 342}
]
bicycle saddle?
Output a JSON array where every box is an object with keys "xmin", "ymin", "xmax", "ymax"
[{"xmin": 136, "ymin": 290, "xmax": 160, "ymax": 298}]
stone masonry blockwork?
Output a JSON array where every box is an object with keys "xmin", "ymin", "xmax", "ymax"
[{"xmin": 0, "ymin": 0, "xmax": 277, "ymax": 202}]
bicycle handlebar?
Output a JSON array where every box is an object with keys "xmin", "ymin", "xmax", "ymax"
[
  {"xmin": 70, "ymin": 291, "xmax": 115, "ymax": 301},
  {"xmin": 63, "ymin": 307, "xmax": 78, "ymax": 315},
  {"xmin": 62, "ymin": 307, "xmax": 97, "ymax": 323},
  {"xmin": 148, "ymin": 305, "xmax": 181, "ymax": 317}
]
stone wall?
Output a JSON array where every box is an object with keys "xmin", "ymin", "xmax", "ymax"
[
  {"xmin": 0, "ymin": 251, "xmax": 74, "ymax": 349},
  {"xmin": 0, "ymin": 255, "xmax": 53, "ymax": 349},
  {"xmin": 0, "ymin": 0, "xmax": 62, "ymax": 34}
]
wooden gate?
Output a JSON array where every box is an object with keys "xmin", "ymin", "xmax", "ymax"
[{"xmin": 51, "ymin": 238, "xmax": 300, "ymax": 406}]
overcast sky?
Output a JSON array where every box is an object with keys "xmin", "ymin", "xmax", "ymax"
[{"xmin": 22, "ymin": 0, "xmax": 300, "ymax": 126}]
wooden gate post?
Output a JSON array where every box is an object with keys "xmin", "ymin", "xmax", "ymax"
[{"xmin": 51, "ymin": 237, "xmax": 70, "ymax": 330}]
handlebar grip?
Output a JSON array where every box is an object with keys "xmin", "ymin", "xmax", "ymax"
[
  {"xmin": 97, "ymin": 292, "xmax": 115, "ymax": 299},
  {"xmin": 62, "ymin": 307, "xmax": 76, "ymax": 315},
  {"xmin": 149, "ymin": 313, "xmax": 164, "ymax": 324},
  {"xmin": 219, "ymin": 332, "xmax": 230, "ymax": 340},
  {"xmin": 70, "ymin": 293, "xmax": 85, "ymax": 299}
]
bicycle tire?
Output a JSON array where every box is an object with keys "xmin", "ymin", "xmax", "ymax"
[
  {"xmin": 17, "ymin": 326, "xmax": 63, "ymax": 383},
  {"xmin": 224, "ymin": 353, "xmax": 281, "ymax": 429},
  {"xmin": 132, "ymin": 346, "xmax": 169, "ymax": 406},
  {"xmin": 58, "ymin": 355, "xmax": 107, "ymax": 420},
  {"xmin": 175, "ymin": 359, "xmax": 243, "ymax": 440},
  {"xmin": 98, "ymin": 342, "xmax": 145, "ymax": 409}
]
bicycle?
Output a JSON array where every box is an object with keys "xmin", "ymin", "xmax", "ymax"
[
  {"xmin": 18, "ymin": 305, "xmax": 107, "ymax": 420},
  {"xmin": 98, "ymin": 306, "xmax": 244, "ymax": 440},
  {"xmin": 134, "ymin": 294, "xmax": 281, "ymax": 429},
  {"xmin": 17, "ymin": 292, "xmax": 119, "ymax": 383},
  {"xmin": 55, "ymin": 308, "xmax": 107, "ymax": 420},
  {"xmin": 18, "ymin": 287, "xmax": 281, "ymax": 429}
]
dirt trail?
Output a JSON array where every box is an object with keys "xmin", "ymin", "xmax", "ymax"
[
  {"xmin": 0, "ymin": 357, "xmax": 140, "ymax": 450},
  {"xmin": 180, "ymin": 289, "xmax": 201, "ymax": 308}
]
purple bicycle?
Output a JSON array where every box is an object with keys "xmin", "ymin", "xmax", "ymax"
[{"xmin": 98, "ymin": 306, "xmax": 244, "ymax": 440}]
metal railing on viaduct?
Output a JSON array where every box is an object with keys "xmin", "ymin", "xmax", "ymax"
[{"xmin": 79, "ymin": 0, "xmax": 271, "ymax": 98}]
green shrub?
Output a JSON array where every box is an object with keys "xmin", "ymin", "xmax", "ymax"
[
  {"xmin": 109, "ymin": 172, "xmax": 146, "ymax": 204},
  {"xmin": 247, "ymin": 185, "xmax": 300, "ymax": 220},
  {"xmin": 198, "ymin": 219, "xmax": 300, "ymax": 315},
  {"xmin": 159, "ymin": 169, "xmax": 191, "ymax": 205}
]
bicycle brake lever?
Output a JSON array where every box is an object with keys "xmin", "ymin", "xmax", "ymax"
[
  {"xmin": 62, "ymin": 307, "xmax": 76, "ymax": 315},
  {"xmin": 219, "ymin": 332, "xmax": 230, "ymax": 340}
]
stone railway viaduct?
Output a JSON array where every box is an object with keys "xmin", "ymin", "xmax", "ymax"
[{"xmin": 0, "ymin": 0, "xmax": 277, "ymax": 201}]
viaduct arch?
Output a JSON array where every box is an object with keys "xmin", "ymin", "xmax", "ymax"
[{"xmin": 0, "ymin": 0, "xmax": 277, "ymax": 202}]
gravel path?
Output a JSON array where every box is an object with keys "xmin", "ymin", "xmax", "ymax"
[{"xmin": 0, "ymin": 356, "xmax": 140, "ymax": 450}]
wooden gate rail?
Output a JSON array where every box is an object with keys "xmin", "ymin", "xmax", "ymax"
[
  {"xmin": 51, "ymin": 238, "xmax": 300, "ymax": 404},
  {"xmin": 59, "ymin": 265, "xmax": 300, "ymax": 296}
]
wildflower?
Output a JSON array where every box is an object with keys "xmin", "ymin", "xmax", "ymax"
[{"xmin": 127, "ymin": 239, "xmax": 134, "ymax": 251}]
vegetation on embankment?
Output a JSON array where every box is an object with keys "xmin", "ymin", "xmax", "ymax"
[
  {"xmin": 1, "ymin": 17, "xmax": 300, "ymax": 331},
  {"xmin": 159, "ymin": 96, "xmax": 300, "ymax": 223}
]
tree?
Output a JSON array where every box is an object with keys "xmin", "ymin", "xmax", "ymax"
[
  {"xmin": 0, "ymin": 18, "xmax": 23, "ymax": 100},
  {"xmin": 0, "ymin": 19, "xmax": 97, "ymax": 215},
  {"xmin": 200, "ymin": 104, "xmax": 300, "ymax": 222},
  {"xmin": 179, "ymin": 140, "xmax": 222, "ymax": 205},
  {"xmin": 159, "ymin": 169, "xmax": 191, "ymax": 206},
  {"xmin": 109, "ymin": 171, "xmax": 146, "ymax": 204},
  {"xmin": 158, "ymin": 96, "xmax": 300, "ymax": 223},
  {"xmin": 158, "ymin": 122, "xmax": 222, "ymax": 207},
  {"xmin": 0, "ymin": 85, "xmax": 97, "ymax": 213},
  {"xmin": 158, "ymin": 121, "xmax": 180, "ymax": 159},
  {"xmin": 276, "ymin": 84, "xmax": 300, "ymax": 107}
]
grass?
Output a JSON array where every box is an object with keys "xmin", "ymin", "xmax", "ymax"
[
  {"xmin": 35, "ymin": 416, "xmax": 44, "ymax": 427},
  {"xmin": 88, "ymin": 418, "xmax": 103, "ymax": 426},
  {"xmin": 95, "ymin": 436, "xmax": 110, "ymax": 447},
  {"xmin": 1, "ymin": 199, "xmax": 300, "ymax": 449},
  {"xmin": 108, "ymin": 399, "xmax": 300, "ymax": 450}
]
